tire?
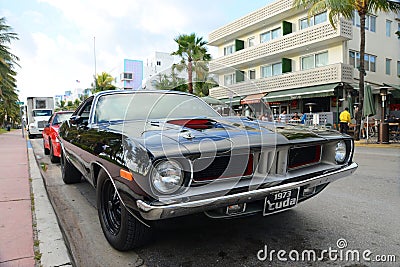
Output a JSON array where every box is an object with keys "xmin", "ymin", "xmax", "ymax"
[
  {"xmin": 50, "ymin": 142, "xmax": 59, "ymax": 163},
  {"xmin": 60, "ymin": 150, "xmax": 82, "ymax": 184},
  {"xmin": 97, "ymin": 169, "xmax": 152, "ymax": 250},
  {"xmin": 44, "ymin": 139, "xmax": 50, "ymax": 155}
]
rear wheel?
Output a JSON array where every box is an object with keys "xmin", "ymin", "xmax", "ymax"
[
  {"xmin": 43, "ymin": 139, "xmax": 50, "ymax": 155},
  {"xmin": 97, "ymin": 169, "xmax": 152, "ymax": 250},
  {"xmin": 50, "ymin": 142, "xmax": 59, "ymax": 163},
  {"xmin": 60, "ymin": 150, "xmax": 81, "ymax": 184}
]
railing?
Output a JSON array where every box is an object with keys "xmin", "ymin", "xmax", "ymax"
[
  {"xmin": 208, "ymin": 0, "xmax": 294, "ymax": 45},
  {"xmin": 210, "ymin": 19, "xmax": 352, "ymax": 73},
  {"xmin": 209, "ymin": 63, "xmax": 354, "ymax": 99}
]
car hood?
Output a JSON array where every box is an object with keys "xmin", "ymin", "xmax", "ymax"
[{"xmin": 104, "ymin": 117, "xmax": 343, "ymax": 158}]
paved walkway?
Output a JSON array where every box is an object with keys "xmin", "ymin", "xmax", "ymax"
[{"xmin": 0, "ymin": 130, "xmax": 35, "ymax": 266}]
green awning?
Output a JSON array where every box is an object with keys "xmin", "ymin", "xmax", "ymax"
[
  {"xmin": 220, "ymin": 96, "xmax": 243, "ymax": 106},
  {"xmin": 264, "ymin": 84, "xmax": 336, "ymax": 102},
  {"xmin": 383, "ymin": 83, "xmax": 400, "ymax": 98}
]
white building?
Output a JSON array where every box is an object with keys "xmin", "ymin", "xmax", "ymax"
[
  {"xmin": 143, "ymin": 52, "xmax": 177, "ymax": 89},
  {"xmin": 208, "ymin": 0, "xmax": 400, "ymax": 123}
]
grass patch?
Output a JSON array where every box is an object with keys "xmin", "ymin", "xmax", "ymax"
[
  {"xmin": 40, "ymin": 163, "xmax": 48, "ymax": 172},
  {"xmin": 34, "ymin": 250, "xmax": 42, "ymax": 261},
  {"xmin": 0, "ymin": 128, "xmax": 7, "ymax": 134}
]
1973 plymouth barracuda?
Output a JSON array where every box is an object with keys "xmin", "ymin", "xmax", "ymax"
[{"xmin": 58, "ymin": 90, "xmax": 358, "ymax": 250}]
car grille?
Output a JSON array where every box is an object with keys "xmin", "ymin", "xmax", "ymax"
[
  {"xmin": 37, "ymin": 120, "xmax": 47, "ymax": 129},
  {"xmin": 192, "ymin": 154, "xmax": 253, "ymax": 182},
  {"xmin": 288, "ymin": 145, "xmax": 321, "ymax": 169}
]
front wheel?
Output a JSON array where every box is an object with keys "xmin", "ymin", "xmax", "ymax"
[
  {"xmin": 60, "ymin": 150, "xmax": 81, "ymax": 184},
  {"xmin": 97, "ymin": 169, "xmax": 152, "ymax": 250}
]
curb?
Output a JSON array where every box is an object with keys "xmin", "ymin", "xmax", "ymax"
[{"xmin": 27, "ymin": 139, "xmax": 73, "ymax": 267}]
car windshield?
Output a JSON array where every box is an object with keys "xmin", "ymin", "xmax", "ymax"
[
  {"xmin": 94, "ymin": 92, "xmax": 221, "ymax": 123},
  {"xmin": 33, "ymin": 110, "xmax": 52, "ymax": 116},
  {"xmin": 52, "ymin": 113, "xmax": 73, "ymax": 125}
]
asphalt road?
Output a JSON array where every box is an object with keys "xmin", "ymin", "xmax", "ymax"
[{"xmin": 30, "ymin": 139, "xmax": 400, "ymax": 267}]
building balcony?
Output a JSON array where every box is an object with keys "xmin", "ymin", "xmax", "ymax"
[
  {"xmin": 209, "ymin": 63, "xmax": 354, "ymax": 99},
  {"xmin": 209, "ymin": 0, "xmax": 296, "ymax": 46},
  {"xmin": 210, "ymin": 19, "xmax": 353, "ymax": 74}
]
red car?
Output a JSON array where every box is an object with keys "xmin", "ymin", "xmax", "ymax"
[{"xmin": 43, "ymin": 111, "xmax": 73, "ymax": 163}]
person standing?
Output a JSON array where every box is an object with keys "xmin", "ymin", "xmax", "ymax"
[
  {"xmin": 339, "ymin": 107, "xmax": 351, "ymax": 134},
  {"xmin": 278, "ymin": 110, "xmax": 287, "ymax": 123}
]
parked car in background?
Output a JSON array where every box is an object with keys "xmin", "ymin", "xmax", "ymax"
[
  {"xmin": 58, "ymin": 90, "xmax": 358, "ymax": 251},
  {"xmin": 43, "ymin": 111, "xmax": 73, "ymax": 163}
]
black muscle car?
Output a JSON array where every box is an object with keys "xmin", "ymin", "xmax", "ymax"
[{"xmin": 58, "ymin": 90, "xmax": 358, "ymax": 250}]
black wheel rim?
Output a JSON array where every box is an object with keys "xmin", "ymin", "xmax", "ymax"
[{"xmin": 102, "ymin": 180, "xmax": 121, "ymax": 235}]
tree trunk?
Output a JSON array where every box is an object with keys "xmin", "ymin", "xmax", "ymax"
[
  {"xmin": 188, "ymin": 60, "xmax": 193, "ymax": 94},
  {"xmin": 356, "ymin": 11, "xmax": 366, "ymax": 141}
]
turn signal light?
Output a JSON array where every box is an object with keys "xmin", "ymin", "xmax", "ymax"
[{"xmin": 120, "ymin": 169, "xmax": 133, "ymax": 181}]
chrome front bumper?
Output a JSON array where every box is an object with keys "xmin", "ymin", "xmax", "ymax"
[{"xmin": 136, "ymin": 162, "xmax": 358, "ymax": 220}]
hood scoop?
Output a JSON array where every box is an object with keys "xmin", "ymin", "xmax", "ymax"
[{"xmin": 167, "ymin": 119, "xmax": 215, "ymax": 130}]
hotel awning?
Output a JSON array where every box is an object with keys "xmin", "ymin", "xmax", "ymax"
[
  {"xmin": 264, "ymin": 84, "xmax": 336, "ymax": 102},
  {"xmin": 241, "ymin": 93, "xmax": 266, "ymax": 105}
]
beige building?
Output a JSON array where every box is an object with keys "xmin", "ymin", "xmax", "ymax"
[{"xmin": 208, "ymin": 0, "xmax": 400, "ymax": 124}]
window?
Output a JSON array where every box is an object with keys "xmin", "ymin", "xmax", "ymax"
[
  {"xmin": 224, "ymin": 73, "xmax": 235, "ymax": 85},
  {"xmin": 300, "ymin": 11, "xmax": 327, "ymax": 29},
  {"xmin": 301, "ymin": 51, "xmax": 328, "ymax": 70},
  {"xmin": 352, "ymin": 12, "xmax": 376, "ymax": 32},
  {"xmin": 260, "ymin": 27, "xmax": 281, "ymax": 43},
  {"xmin": 349, "ymin": 51, "xmax": 376, "ymax": 72},
  {"xmin": 224, "ymin": 44, "xmax": 235, "ymax": 56},
  {"xmin": 121, "ymin": 72, "xmax": 133, "ymax": 80},
  {"xmin": 271, "ymin": 28, "xmax": 281, "ymax": 39},
  {"xmin": 156, "ymin": 61, "xmax": 161, "ymax": 66},
  {"xmin": 248, "ymin": 37, "xmax": 255, "ymax": 47},
  {"xmin": 397, "ymin": 61, "xmax": 400, "ymax": 77},
  {"xmin": 261, "ymin": 63, "xmax": 282, "ymax": 78},
  {"xmin": 35, "ymin": 100, "xmax": 46, "ymax": 109},
  {"xmin": 386, "ymin": 58, "xmax": 392, "ymax": 75},
  {"xmin": 386, "ymin": 20, "xmax": 392, "ymax": 37},
  {"xmin": 248, "ymin": 70, "xmax": 256, "ymax": 80},
  {"xmin": 315, "ymin": 52, "xmax": 328, "ymax": 67}
]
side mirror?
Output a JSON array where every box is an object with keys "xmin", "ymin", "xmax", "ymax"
[
  {"xmin": 45, "ymin": 123, "xmax": 50, "ymax": 128},
  {"xmin": 69, "ymin": 115, "xmax": 82, "ymax": 125}
]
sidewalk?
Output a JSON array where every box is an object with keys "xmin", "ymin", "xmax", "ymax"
[
  {"xmin": 0, "ymin": 130, "xmax": 35, "ymax": 266},
  {"xmin": 0, "ymin": 130, "xmax": 71, "ymax": 267}
]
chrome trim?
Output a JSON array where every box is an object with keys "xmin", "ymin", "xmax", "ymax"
[{"xmin": 136, "ymin": 162, "xmax": 358, "ymax": 220}]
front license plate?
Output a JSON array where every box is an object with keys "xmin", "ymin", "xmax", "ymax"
[{"xmin": 263, "ymin": 188, "xmax": 299, "ymax": 216}]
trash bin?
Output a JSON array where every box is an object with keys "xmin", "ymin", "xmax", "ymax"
[
  {"xmin": 378, "ymin": 122, "xmax": 389, "ymax": 144},
  {"xmin": 6, "ymin": 125, "xmax": 10, "ymax": 131}
]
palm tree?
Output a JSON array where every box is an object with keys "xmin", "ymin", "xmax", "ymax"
[
  {"xmin": 171, "ymin": 33, "xmax": 211, "ymax": 94},
  {"xmin": 0, "ymin": 17, "xmax": 19, "ymax": 96},
  {"xmin": 293, "ymin": 0, "xmax": 400, "ymax": 139},
  {"xmin": 91, "ymin": 72, "xmax": 116, "ymax": 93}
]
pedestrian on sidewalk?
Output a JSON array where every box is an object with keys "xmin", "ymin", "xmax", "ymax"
[{"xmin": 339, "ymin": 107, "xmax": 351, "ymax": 134}]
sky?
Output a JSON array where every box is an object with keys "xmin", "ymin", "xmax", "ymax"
[{"xmin": 0, "ymin": 0, "xmax": 275, "ymax": 102}]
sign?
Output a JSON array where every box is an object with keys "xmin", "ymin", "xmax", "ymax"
[{"xmin": 16, "ymin": 101, "xmax": 24, "ymax": 105}]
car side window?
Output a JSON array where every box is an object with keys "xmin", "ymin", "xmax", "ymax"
[
  {"xmin": 52, "ymin": 115, "xmax": 59, "ymax": 125},
  {"xmin": 74, "ymin": 97, "xmax": 93, "ymax": 125}
]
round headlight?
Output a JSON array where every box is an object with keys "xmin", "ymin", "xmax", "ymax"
[
  {"xmin": 335, "ymin": 141, "xmax": 347, "ymax": 164},
  {"xmin": 151, "ymin": 160, "xmax": 184, "ymax": 194}
]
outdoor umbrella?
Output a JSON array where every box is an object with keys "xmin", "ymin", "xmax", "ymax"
[
  {"xmin": 363, "ymin": 84, "xmax": 376, "ymax": 140},
  {"xmin": 348, "ymin": 94, "xmax": 354, "ymax": 118}
]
